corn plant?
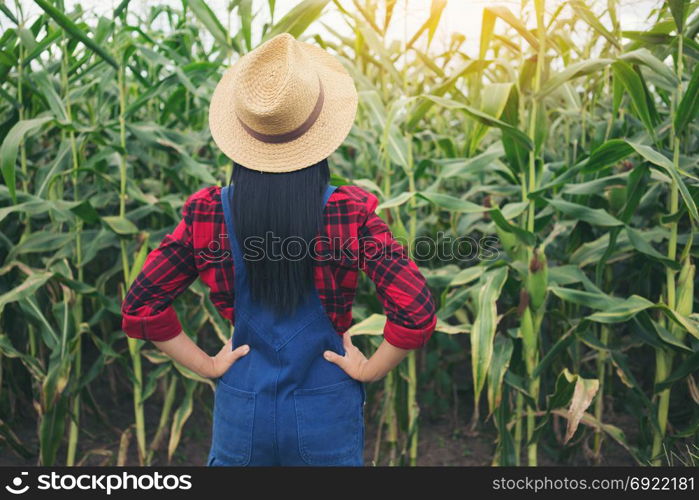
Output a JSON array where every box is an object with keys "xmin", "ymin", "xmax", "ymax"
[{"xmin": 1, "ymin": 0, "xmax": 698, "ymax": 467}]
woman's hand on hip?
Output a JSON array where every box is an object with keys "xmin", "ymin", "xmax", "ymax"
[
  {"xmin": 323, "ymin": 332, "xmax": 373, "ymax": 382},
  {"xmin": 152, "ymin": 331, "xmax": 250, "ymax": 379},
  {"xmin": 204, "ymin": 338, "xmax": 250, "ymax": 378},
  {"xmin": 324, "ymin": 334, "xmax": 411, "ymax": 383}
]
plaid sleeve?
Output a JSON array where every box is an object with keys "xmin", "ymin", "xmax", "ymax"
[
  {"xmin": 357, "ymin": 191, "xmax": 436, "ymax": 350},
  {"xmin": 121, "ymin": 195, "xmax": 198, "ymax": 341}
]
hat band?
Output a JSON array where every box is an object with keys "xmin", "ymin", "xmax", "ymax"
[{"xmin": 236, "ymin": 76, "xmax": 325, "ymax": 144}]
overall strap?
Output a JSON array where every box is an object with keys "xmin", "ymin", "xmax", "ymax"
[
  {"xmin": 220, "ymin": 184, "xmax": 241, "ymax": 263},
  {"xmin": 322, "ymin": 183, "xmax": 337, "ymax": 207}
]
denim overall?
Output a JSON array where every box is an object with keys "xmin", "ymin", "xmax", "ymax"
[{"xmin": 206, "ymin": 183, "xmax": 365, "ymax": 466}]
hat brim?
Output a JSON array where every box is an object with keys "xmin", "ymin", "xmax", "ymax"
[{"xmin": 208, "ymin": 41, "xmax": 358, "ymax": 173}]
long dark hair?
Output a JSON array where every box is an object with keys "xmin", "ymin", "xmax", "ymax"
[{"xmin": 229, "ymin": 159, "xmax": 330, "ymax": 315}]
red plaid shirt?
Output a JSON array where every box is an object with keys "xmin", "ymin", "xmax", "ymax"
[{"xmin": 121, "ymin": 184, "xmax": 436, "ymax": 349}]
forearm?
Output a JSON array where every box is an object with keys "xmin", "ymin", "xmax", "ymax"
[
  {"xmin": 152, "ymin": 330, "xmax": 214, "ymax": 378},
  {"xmin": 360, "ymin": 339, "xmax": 409, "ymax": 382}
]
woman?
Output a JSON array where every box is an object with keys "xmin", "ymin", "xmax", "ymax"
[{"xmin": 121, "ymin": 33, "xmax": 436, "ymax": 466}]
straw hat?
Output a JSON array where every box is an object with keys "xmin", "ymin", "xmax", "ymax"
[{"xmin": 209, "ymin": 33, "xmax": 358, "ymax": 173}]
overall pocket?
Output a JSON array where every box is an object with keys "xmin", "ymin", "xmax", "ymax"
[
  {"xmin": 210, "ymin": 380, "xmax": 256, "ymax": 466},
  {"xmin": 293, "ymin": 378, "xmax": 364, "ymax": 466}
]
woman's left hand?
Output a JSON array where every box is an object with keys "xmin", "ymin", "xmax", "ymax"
[{"xmin": 323, "ymin": 332, "xmax": 374, "ymax": 382}]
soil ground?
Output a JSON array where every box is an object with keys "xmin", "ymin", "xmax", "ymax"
[{"xmin": 1, "ymin": 368, "xmax": 640, "ymax": 467}]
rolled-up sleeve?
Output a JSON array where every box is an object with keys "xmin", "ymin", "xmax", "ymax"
[
  {"xmin": 121, "ymin": 196, "xmax": 198, "ymax": 341},
  {"xmin": 358, "ymin": 193, "xmax": 437, "ymax": 350}
]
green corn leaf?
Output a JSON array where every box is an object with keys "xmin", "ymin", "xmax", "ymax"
[
  {"xmin": 479, "ymin": 5, "xmax": 496, "ymax": 59},
  {"xmin": 0, "ymin": 271, "xmax": 54, "ymax": 316},
  {"xmin": 426, "ymin": 0, "xmax": 447, "ymax": 47},
  {"xmin": 500, "ymin": 83, "xmax": 528, "ymax": 174},
  {"xmin": 538, "ymin": 59, "xmax": 614, "ymax": 97},
  {"xmin": 492, "ymin": 387, "xmax": 517, "ymax": 466},
  {"xmin": 35, "ymin": 140, "xmax": 72, "ymax": 198},
  {"xmin": 9, "ymin": 231, "xmax": 74, "ymax": 258},
  {"xmin": 501, "ymin": 202, "xmax": 529, "ymax": 220},
  {"xmin": 127, "ymin": 234, "xmax": 151, "ymax": 288},
  {"xmin": 545, "ymin": 368, "xmax": 577, "ymax": 412},
  {"xmin": 360, "ymin": 89, "xmax": 387, "ymax": 130},
  {"xmin": 532, "ymin": 326, "xmax": 576, "ymax": 378},
  {"xmin": 609, "ymin": 350, "xmax": 655, "ymax": 415},
  {"xmin": 167, "ymin": 379, "xmax": 196, "ymax": 462},
  {"xmin": 69, "ymin": 200, "xmax": 100, "ymax": 225},
  {"xmin": 383, "ymin": 0, "xmax": 396, "ymax": 31},
  {"xmin": 619, "ymin": 48, "xmax": 678, "ymax": 87},
  {"xmin": 376, "ymin": 191, "xmax": 415, "ymax": 211},
  {"xmin": 142, "ymin": 363, "xmax": 172, "ymax": 402},
  {"xmin": 263, "ymin": 0, "xmax": 330, "ymax": 40},
  {"xmin": 435, "ymin": 319, "xmax": 470, "ymax": 335},
  {"xmin": 482, "ymin": 6, "xmax": 539, "ymax": 51},
  {"xmin": 351, "ymin": 0, "xmax": 382, "ymax": 36},
  {"xmin": 39, "ymin": 390, "xmax": 69, "ymax": 465},
  {"xmin": 656, "ymin": 351, "xmax": 699, "ymax": 392},
  {"xmin": 619, "ymin": 164, "xmax": 649, "ymax": 223},
  {"xmin": 668, "ymin": 0, "xmax": 688, "ymax": 32},
  {"xmin": 407, "ymin": 60, "xmax": 489, "ymax": 130},
  {"xmin": 611, "ymin": 60, "xmax": 658, "ymax": 140},
  {"xmin": 632, "ymin": 312, "xmax": 671, "ymax": 351},
  {"xmin": 489, "ymin": 208, "xmax": 536, "ymax": 246},
  {"xmin": 627, "ymin": 142, "xmax": 699, "ymax": 222},
  {"xmin": 569, "ymin": 0, "xmax": 620, "ymax": 49},
  {"xmin": 624, "ymin": 225, "xmax": 680, "ymax": 269},
  {"xmin": 588, "ymin": 294, "xmax": 655, "ymax": 323},
  {"xmin": 549, "ymin": 286, "xmax": 618, "ymax": 310},
  {"xmin": 404, "ymin": 0, "xmax": 447, "ymax": 50},
  {"xmin": 674, "ymin": 61, "xmax": 699, "ymax": 133},
  {"xmin": 0, "ymin": 116, "xmax": 53, "ymax": 203},
  {"xmin": 33, "ymin": 0, "xmax": 118, "ymax": 68},
  {"xmin": 548, "ymin": 266, "xmax": 602, "ymax": 292},
  {"xmin": 239, "ymin": 0, "xmax": 253, "ymax": 51},
  {"xmin": 487, "ymin": 335, "xmax": 513, "ymax": 416},
  {"xmin": 102, "ymin": 216, "xmax": 138, "ymax": 235},
  {"xmin": 347, "ymin": 313, "xmax": 386, "ymax": 336},
  {"xmin": 561, "ymin": 173, "xmax": 627, "ymax": 195},
  {"xmin": 113, "ymin": 0, "xmax": 132, "ymax": 18},
  {"xmin": 437, "ymin": 148, "xmax": 504, "ymax": 179},
  {"xmin": 422, "ymin": 95, "xmax": 532, "ymax": 152},
  {"xmin": 570, "ymin": 228, "xmax": 664, "ymax": 268},
  {"xmin": 0, "ymin": 334, "xmax": 27, "ymax": 359},
  {"xmin": 0, "ymin": 3, "xmax": 18, "ymax": 24},
  {"xmin": 448, "ymin": 267, "xmax": 485, "ymax": 287},
  {"xmin": 470, "ymin": 83, "xmax": 513, "ymax": 152},
  {"xmin": 417, "ymin": 192, "xmax": 484, "ymax": 213},
  {"xmin": 547, "ymin": 198, "xmax": 624, "ymax": 227},
  {"xmin": 585, "ymin": 295, "xmax": 699, "ymax": 340},
  {"xmin": 188, "ymin": 0, "xmax": 231, "ymax": 50},
  {"xmin": 18, "ymin": 296, "xmax": 59, "ymax": 350},
  {"xmin": 471, "ymin": 267, "xmax": 508, "ymax": 407},
  {"xmin": 32, "ymin": 71, "xmax": 69, "ymax": 123},
  {"xmin": 654, "ymin": 321, "xmax": 692, "ymax": 352},
  {"xmin": 357, "ymin": 23, "xmax": 401, "ymax": 84},
  {"xmin": 504, "ymin": 371, "xmax": 536, "ymax": 409},
  {"xmin": 382, "ymin": 99, "xmax": 411, "ymax": 172}
]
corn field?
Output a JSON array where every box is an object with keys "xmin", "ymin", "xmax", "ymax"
[{"xmin": 0, "ymin": 0, "xmax": 698, "ymax": 467}]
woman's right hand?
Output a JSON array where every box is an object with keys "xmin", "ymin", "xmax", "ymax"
[
  {"xmin": 324, "ymin": 334, "xmax": 410, "ymax": 383},
  {"xmin": 204, "ymin": 339, "xmax": 250, "ymax": 378}
]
